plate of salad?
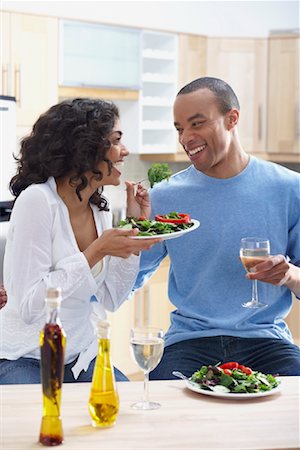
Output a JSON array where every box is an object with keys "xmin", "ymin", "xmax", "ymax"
[
  {"xmin": 186, "ymin": 363, "xmax": 281, "ymax": 399},
  {"xmin": 117, "ymin": 214, "xmax": 200, "ymax": 240}
]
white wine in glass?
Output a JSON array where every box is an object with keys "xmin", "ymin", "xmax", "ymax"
[
  {"xmin": 130, "ymin": 327, "xmax": 164, "ymax": 410},
  {"xmin": 240, "ymin": 237, "xmax": 270, "ymax": 308}
]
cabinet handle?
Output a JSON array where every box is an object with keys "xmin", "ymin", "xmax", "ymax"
[
  {"xmin": 258, "ymin": 105, "xmax": 262, "ymax": 141},
  {"xmin": 14, "ymin": 65, "xmax": 21, "ymax": 106},
  {"xmin": 296, "ymin": 104, "xmax": 300, "ymax": 139},
  {"xmin": 2, "ymin": 64, "xmax": 10, "ymax": 96}
]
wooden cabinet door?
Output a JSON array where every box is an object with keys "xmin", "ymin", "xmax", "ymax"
[
  {"xmin": 267, "ymin": 36, "xmax": 300, "ymax": 154},
  {"xmin": 177, "ymin": 33, "xmax": 207, "ymax": 154},
  {"xmin": 178, "ymin": 33, "xmax": 207, "ymax": 89},
  {"xmin": 9, "ymin": 13, "xmax": 58, "ymax": 128},
  {"xmin": 0, "ymin": 11, "xmax": 11, "ymax": 96},
  {"xmin": 206, "ymin": 38, "xmax": 268, "ymax": 154}
]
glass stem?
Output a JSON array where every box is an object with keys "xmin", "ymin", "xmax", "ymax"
[
  {"xmin": 143, "ymin": 371, "xmax": 149, "ymax": 403},
  {"xmin": 252, "ymin": 279, "xmax": 258, "ymax": 305}
]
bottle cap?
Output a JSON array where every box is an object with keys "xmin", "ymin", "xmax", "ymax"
[
  {"xmin": 45, "ymin": 287, "xmax": 62, "ymax": 308},
  {"xmin": 96, "ymin": 319, "xmax": 111, "ymax": 338}
]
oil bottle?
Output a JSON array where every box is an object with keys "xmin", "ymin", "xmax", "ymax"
[
  {"xmin": 88, "ymin": 320, "xmax": 119, "ymax": 427},
  {"xmin": 39, "ymin": 287, "xmax": 66, "ymax": 446}
]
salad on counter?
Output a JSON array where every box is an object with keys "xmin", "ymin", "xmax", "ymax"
[{"xmin": 190, "ymin": 362, "xmax": 280, "ymax": 394}]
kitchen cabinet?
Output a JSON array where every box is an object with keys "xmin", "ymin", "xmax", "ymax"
[
  {"xmin": 141, "ymin": 32, "xmax": 207, "ymax": 159},
  {"xmin": 206, "ymin": 37, "xmax": 268, "ymax": 154},
  {"xmin": 178, "ymin": 33, "xmax": 207, "ymax": 89},
  {"xmin": 140, "ymin": 31, "xmax": 178, "ymax": 154},
  {"xmin": 267, "ymin": 35, "xmax": 300, "ymax": 155},
  {"xmin": 0, "ymin": 11, "xmax": 58, "ymax": 130},
  {"xmin": 142, "ymin": 36, "xmax": 268, "ymax": 163},
  {"xmin": 175, "ymin": 33, "xmax": 207, "ymax": 155},
  {"xmin": 59, "ymin": 20, "xmax": 141, "ymax": 90}
]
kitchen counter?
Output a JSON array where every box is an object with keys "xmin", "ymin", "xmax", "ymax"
[{"xmin": 1, "ymin": 377, "xmax": 299, "ymax": 449}]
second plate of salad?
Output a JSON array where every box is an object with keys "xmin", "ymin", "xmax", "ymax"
[
  {"xmin": 184, "ymin": 363, "xmax": 281, "ymax": 399},
  {"xmin": 185, "ymin": 379, "xmax": 281, "ymax": 399}
]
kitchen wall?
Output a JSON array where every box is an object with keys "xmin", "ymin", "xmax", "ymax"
[
  {"xmin": 2, "ymin": 0, "xmax": 299, "ymax": 211},
  {"xmin": 3, "ymin": 1, "xmax": 300, "ymax": 37}
]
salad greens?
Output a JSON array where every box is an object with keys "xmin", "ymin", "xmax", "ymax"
[
  {"xmin": 117, "ymin": 216, "xmax": 193, "ymax": 236},
  {"xmin": 190, "ymin": 364, "xmax": 280, "ymax": 394},
  {"xmin": 147, "ymin": 163, "xmax": 172, "ymax": 188}
]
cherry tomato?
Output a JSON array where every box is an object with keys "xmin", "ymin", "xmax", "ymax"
[
  {"xmin": 155, "ymin": 213, "xmax": 191, "ymax": 224},
  {"xmin": 219, "ymin": 362, "xmax": 239, "ymax": 370},
  {"xmin": 238, "ymin": 364, "xmax": 253, "ymax": 375}
]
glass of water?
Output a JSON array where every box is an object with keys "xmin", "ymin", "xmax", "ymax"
[{"xmin": 130, "ymin": 327, "xmax": 164, "ymax": 410}]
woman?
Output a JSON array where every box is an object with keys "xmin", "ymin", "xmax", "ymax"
[
  {"xmin": 0, "ymin": 98, "xmax": 160, "ymax": 384},
  {"xmin": 0, "ymin": 285, "xmax": 7, "ymax": 309}
]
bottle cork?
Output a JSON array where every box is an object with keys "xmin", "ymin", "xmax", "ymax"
[
  {"xmin": 45, "ymin": 287, "xmax": 62, "ymax": 308},
  {"xmin": 96, "ymin": 319, "xmax": 111, "ymax": 338}
]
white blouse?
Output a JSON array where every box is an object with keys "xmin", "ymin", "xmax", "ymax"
[{"xmin": 1, "ymin": 177, "xmax": 139, "ymax": 378}]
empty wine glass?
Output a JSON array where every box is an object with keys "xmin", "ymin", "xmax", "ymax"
[
  {"xmin": 130, "ymin": 327, "xmax": 164, "ymax": 410},
  {"xmin": 240, "ymin": 237, "xmax": 270, "ymax": 308}
]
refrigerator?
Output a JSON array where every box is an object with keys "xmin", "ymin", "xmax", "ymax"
[
  {"xmin": 0, "ymin": 94, "xmax": 16, "ymax": 214},
  {"xmin": 0, "ymin": 95, "xmax": 16, "ymax": 282}
]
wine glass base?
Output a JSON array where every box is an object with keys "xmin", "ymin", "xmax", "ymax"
[
  {"xmin": 130, "ymin": 401, "xmax": 161, "ymax": 410},
  {"xmin": 242, "ymin": 301, "xmax": 267, "ymax": 309}
]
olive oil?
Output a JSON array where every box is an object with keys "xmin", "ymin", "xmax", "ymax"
[
  {"xmin": 39, "ymin": 287, "xmax": 66, "ymax": 446},
  {"xmin": 88, "ymin": 320, "xmax": 119, "ymax": 427}
]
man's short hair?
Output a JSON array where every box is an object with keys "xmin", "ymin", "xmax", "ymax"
[{"xmin": 177, "ymin": 77, "xmax": 240, "ymax": 114}]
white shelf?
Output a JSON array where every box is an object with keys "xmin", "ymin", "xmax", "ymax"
[
  {"xmin": 142, "ymin": 97, "xmax": 173, "ymax": 106},
  {"xmin": 142, "ymin": 121, "xmax": 173, "ymax": 130},
  {"xmin": 142, "ymin": 49, "xmax": 175, "ymax": 60},
  {"xmin": 140, "ymin": 30, "xmax": 178, "ymax": 155},
  {"xmin": 142, "ymin": 73, "xmax": 175, "ymax": 83},
  {"xmin": 141, "ymin": 144, "xmax": 176, "ymax": 154}
]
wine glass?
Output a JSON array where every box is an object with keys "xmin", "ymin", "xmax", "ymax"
[
  {"xmin": 240, "ymin": 237, "xmax": 270, "ymax": 309},
  {"xmin": 130, "ymin": 327, "xmax": 164, "ymax": 410}
]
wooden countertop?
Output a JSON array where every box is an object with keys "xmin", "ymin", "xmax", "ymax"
[{"xmin": 1, "ymin": 378, "xmax": 299, "ymax": 449}]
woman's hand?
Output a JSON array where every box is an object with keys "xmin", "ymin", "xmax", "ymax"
[
  {"xmin": 246, "ymin": 255, "xmax": 300, "ymax": 296},
  {"xmin": 84, "ymin": 228, "xmax": 161, "ymax": 267},
  {"xmin": 125, "ymin": 181, "xmax": 151, "ymax": 219},
  {"xmin": 0, "ymin": 284, "xmax": 7, "ymax": 310}
]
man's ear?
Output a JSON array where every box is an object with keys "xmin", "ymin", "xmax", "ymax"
[{"xmin": 226, "ymin": 109, "xmax": 239, "ymax": 130}]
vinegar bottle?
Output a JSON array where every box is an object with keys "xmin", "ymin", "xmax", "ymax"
[
  {"xmin": 88, "ymin": 320, "xmax": 119, "ymax": 427},
  {"xmin": 39, "ymin": 287, "xmax": 66, "ymax": 446}
]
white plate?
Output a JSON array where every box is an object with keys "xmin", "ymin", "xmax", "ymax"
[
  {"xmin": 185, "ymin": 379, "xmax": 281, "ymax": 399},
  {"xmin": 130, "ymin": 219, "xmax": 200, "ymax": 240}
]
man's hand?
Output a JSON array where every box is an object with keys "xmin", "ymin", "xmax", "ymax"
[{"xmin": 247, "ymin": 255, "xmax": 300, "ymax": 296}]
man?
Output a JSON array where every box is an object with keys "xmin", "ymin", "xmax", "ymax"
[{"xmin": 133, "ymin": 77, "xmax": 300, "ymax": 378}]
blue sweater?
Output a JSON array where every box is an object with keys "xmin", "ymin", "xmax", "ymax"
[{"xmin": 134, "ymin": 156, "xmax": 300, "ymax": 347}]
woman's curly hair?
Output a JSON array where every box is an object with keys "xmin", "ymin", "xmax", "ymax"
[{"xmin": 10, "ymin": 98, "xmax": 120, "ymax": 210}]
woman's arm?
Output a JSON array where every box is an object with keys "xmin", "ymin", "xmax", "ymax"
[{"xmin": 0, "ymin": 284, "xmax": 7, "ymax": 309}]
